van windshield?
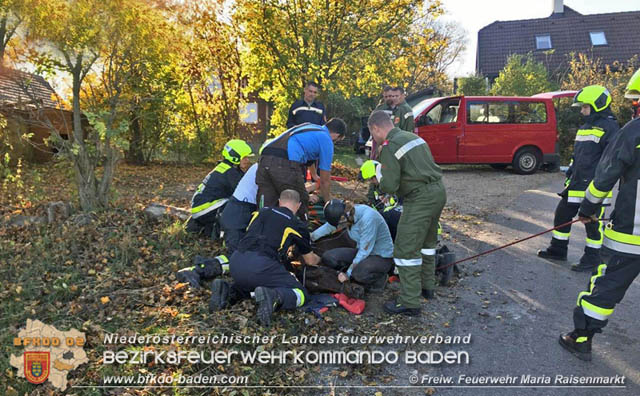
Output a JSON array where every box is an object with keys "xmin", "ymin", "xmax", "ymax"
[{"xmin": 412, "ymin": 97, "xmax": 442, "ymax": 117}]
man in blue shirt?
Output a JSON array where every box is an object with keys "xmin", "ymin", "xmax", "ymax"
[
  {"xmin": 311, "ymin": 199, "xmax": 394, "ymax": 292},
  {"xmin": 286, "ymin": 82, "xmax": 327, "ymax": 128},
  {"xmin": 257, "ymin": 118, "xmax": 346, "ymax": 218}
]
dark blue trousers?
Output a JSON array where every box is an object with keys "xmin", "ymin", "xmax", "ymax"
[
  {"xmin": 220, "ymin": 198, "xmax": 257, "ymax": 255},
  {"xmin": 229, "ymin": 250, "xmax": 308, "ymax": 310}
]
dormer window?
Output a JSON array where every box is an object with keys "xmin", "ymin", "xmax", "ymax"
[
  {"xmin": 536, "ymin": 35, "xmax": 552, "ymax": 50},
  {"xmin": 590, "ymin": 31, "xmax": 607, "ymax": 46}
]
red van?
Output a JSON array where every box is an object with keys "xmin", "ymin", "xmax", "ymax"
[{"xmin": 412, "ymin": 92, "xmax": 575, "ymax": 174}]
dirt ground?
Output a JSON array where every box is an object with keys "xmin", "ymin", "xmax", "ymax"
[{"xmin": 338, "ymin": 152, "xmax": 558, "ymax": 217}]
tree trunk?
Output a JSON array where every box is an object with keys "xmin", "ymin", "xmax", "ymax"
[
  {"xmin": 71, "ymin": 61, "xmax": 99, "ymax": 212},
  {"xmin": 0, "ymin": 16, "xmax": 7, "ymax": 66},
  {"xmin": 126, "ymin": 108, "xmax": 144, "ymax": 164}
]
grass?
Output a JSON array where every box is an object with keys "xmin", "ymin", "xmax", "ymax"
[{"xmin": 332, "ymin": 145, "xmax": 366, "ymax": 170}]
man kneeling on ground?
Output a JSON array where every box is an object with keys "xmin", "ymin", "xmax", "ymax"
[
  {"xmin": 311, "ymin": 199, "xmax": 394, "ymax": 292},
  {"xmin": 209, "ymin": 189, "xmax": 321, "ymax": 327}
]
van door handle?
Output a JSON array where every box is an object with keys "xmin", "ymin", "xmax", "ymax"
[{"xmin": 449, "ymin": 125, "xmax": 457, "ymax": 129}]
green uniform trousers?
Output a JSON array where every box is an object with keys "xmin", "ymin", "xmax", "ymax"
[{"xmin": 394, "ymin": 180, "xmax": 446, "ymax": 308}]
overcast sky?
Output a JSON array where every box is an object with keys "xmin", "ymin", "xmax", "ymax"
[{"xmin": 441, "ymin": 0, "xmax": 640, "ymax": 77}]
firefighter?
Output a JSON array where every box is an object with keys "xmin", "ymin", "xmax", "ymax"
[
  {"xmin": 286, "ymin": 81, "xmax": 326, "ymax": 128},
  {"xmin": 538, "ymin": 85, "xmax": 619, "ymax": 271},
  {"xmin": 392, "ymin": 86, "xmax": 415, "ymax": 133},
  {"xmin": 360, "ymin": 161, "xmax": 442, "ymax": 243},
  {"xmin": 219, "ymin": 139, "xmax": 273, "ymax": 255},
  {"xmin": 209, "ymin": 189, "xmax": 321, "ymax": 327},
  {"xmin": 559, "ymin": 69, "xmax": 640, "ymax": 361},
  {"xmin": 186, "ymin": 139, "xmax": 253, "ymax": 238},
  {"xmin": 367, "ymin": 110, "xmax": 446, "ymax": 315},
  {"xmin": 311, "ymin": 199, "xmax": 394, "ymax": 292},
  {"xmin": 369, "ymin": 86, "xmax": 396, "ymax": 160},
  {"xmin": 256, "ymin": 119, "xmax": 346, "ymax": 218}
]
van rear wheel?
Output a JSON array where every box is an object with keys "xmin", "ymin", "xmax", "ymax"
[{"xmin": 512, "ymin": 148, "xmax": 541, "ymax": 175}]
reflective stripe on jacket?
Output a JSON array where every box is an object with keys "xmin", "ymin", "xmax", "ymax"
[
  {"xmin": 191, "ymin": 160, "xmax": 243, "ymax": 214},
  {"xmin": 565, "ymin": 113, "xmax": 619, "ymax": 203},
  {"xmin": 580, "ymin": 118, "xmax": 640, "ymax": 256}
]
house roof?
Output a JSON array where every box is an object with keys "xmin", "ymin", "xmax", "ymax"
[
  {"xmin": 0, "ymin": 67, "xmax": 58, "ymax": 108},
  {"xmin": 476, "ymin": 6, "xmax": 640, "ymax": 78}
]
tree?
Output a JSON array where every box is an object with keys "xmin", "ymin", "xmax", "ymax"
[
  {"xmin": 0, "ymin": 0, "xmax": 25, "ymax": 65},
  {"xmin": 458, "ymin": 75, "xmax": 487, "ymax": 96},
  {"xmin": 235, "ymin": 0, "xmax": 444, "ymax": 132},
  {"xmin": 400, "ymin": 20, "xmax": 466, "ymax": 93},
  {"xmin": 490, "ymin": 54, "xmax": 555, "ymax": 96},
  {"xmin": 177, "ymin": 0, "xmax": 248, "ymax": 160},
  {"xmin": 22, "ymin": 0, "xmax": 171, "ymax": 210}
]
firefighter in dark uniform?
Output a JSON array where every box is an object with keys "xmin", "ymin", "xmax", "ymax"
[
  {"xmin": 209, "ymin": 189, "xmax": 321, "ymax": 327},
  {"xmin": 286, "ymin": 81, "xmax": 326, "ymax": 128},
  {"xmin": 367, "ymin": 110, "xmax": 446, "ymax": 316},
  {"xmin": 538, "ymin": 85, "xmax": 619, "ymax": 271},
  {"xmin": 219, "ymin": 140, "xmax": 273, "ymax": 256},
  {"xmin": 559, "ymin": 69, "xmax": 640, "ymax": 361},
  {"xmin": 257, "ymin": 119, "xmax": 346, "ymax": 218},
  {"xmin": 186, "ymin": 139, "xmax": 253, "ymax": 238}
]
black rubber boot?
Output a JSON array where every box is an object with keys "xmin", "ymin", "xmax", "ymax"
[
  {"xmin": 572, "ymin": 248, "xmax": 600, "ymax": 272},
  {"xmin": 383, "ymin": 300, "xmax": 420, "ymax": 316},
  {"xmin": 209, "ymin": 279, "xmax": 231, "ymax": 312},
  {"xmin": 537, "ymin": 243, "xmax": 568, "ymax": 261},
  {"xmin": 558, "ymin": 330, "xmax": 593, "ymax": 361},
  {"xmin": 422, "ymin": 289, "xmax": 436, "ymax": 300},
  {"xmin": 192, "ymin": 255, "xmax": 224, "ymax": 280},
  {"xmin": 255, "ymin": 287, "xmax": 282, "ymax": 327}
]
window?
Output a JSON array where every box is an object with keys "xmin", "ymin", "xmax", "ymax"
[
  {"xmin": 468, "ymin": 102, "xmax": 508, "ymax": 123},
  {"xmin": 535, "ymin": 35, "xmax": 552, "ymax": 50},
  {"xmin": 240, "ymin": 102, "xmax": 258, "ymax": 124},
  {"xmin": 418, "ymin": 100, "xmax": 460, "ymax": 126},
  {"xmin": 467, "ymin": 101, "xmax": 547, "ymax": 124},
  {"xmin": 513, "ymin": 102, "xmax": 547, "ymax": 123},
  {"xmin": 590, "ymin": 31, "xmax": 607, "ymax": 46}
]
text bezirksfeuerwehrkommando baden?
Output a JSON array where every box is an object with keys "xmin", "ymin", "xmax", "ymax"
[{"xmin": 103, "ymin": 333, "xmax": 471, "ymax": 346}]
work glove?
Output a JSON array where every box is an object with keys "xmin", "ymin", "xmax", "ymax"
[{"xmin": 360, "ymin": 160, "xmax": 381, "ymax": 182}]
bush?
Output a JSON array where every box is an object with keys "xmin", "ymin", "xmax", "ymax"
[
  {"xmin": 490, "ymin": 54, "xmax": 556, "ymax": 96},
  {"xmin": 457, "ymin": 75, "xmax": 487, "ymax": 95}
]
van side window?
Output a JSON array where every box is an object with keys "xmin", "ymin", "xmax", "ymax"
[
  {"xmin": 420, "ymin": 100, "xmax": 460, "ymax": 125},
  {"xmin": 514, "ymin": 102, "xmax": 547, "ymax": 123},
  {"xmin": 468, "ymin": 102, "xmax": 506, "ymax": 123},
  {"xmin": 468, "ymin": 101, "xmax": 547, "ymax": 124}
]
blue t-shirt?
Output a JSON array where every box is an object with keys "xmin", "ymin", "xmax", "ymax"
[{"xmin": 286, "ymin": 124, "xmax": 334, "ymax": 171}]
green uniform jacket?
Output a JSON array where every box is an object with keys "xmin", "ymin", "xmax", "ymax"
[
  {"xmin": 375, "ymin": 103, "xmax": 394, "ymax": 117},
  {"xmin": 374, "ymin": 102, "xmax": 414, "ymax": 132},
  {"xmin": 378, "ymin": 128, "xmax": 442, "ymax": 201},
  {"xmin": 393, "ymin": 101, "xmax": 415, "ymax": 132}
]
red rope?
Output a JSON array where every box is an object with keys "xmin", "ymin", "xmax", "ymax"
[{"xmin": 436, "ymin": 218, "xmax": 609, "ymax": 271}]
